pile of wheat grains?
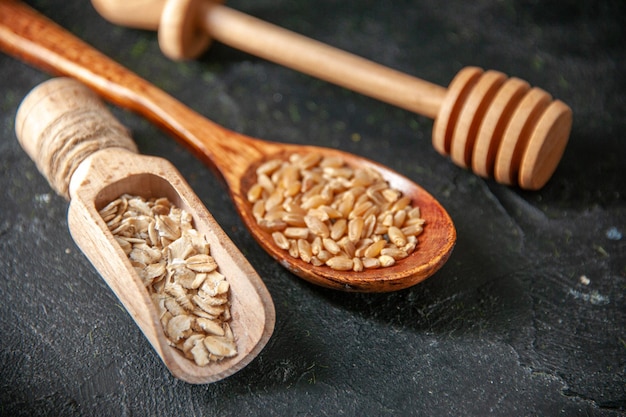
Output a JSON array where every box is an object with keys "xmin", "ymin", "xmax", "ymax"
[{"xmin": 247, "ymin": 153, "xmax": 424, "ymax": 272}]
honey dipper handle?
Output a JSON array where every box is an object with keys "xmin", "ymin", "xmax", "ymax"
[
  {"xmin": 15, "ymin": 77, "xmax": 137, "ymax": 199},
  {"xmin": 91, "ymin": 0, "xmax": 447, "ymax": 118},
  {"xmin": 203, "ymin": 4, "xmax": 447, "ymax": 118}
]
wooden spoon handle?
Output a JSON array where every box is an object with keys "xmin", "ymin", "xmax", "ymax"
[{"xmin": 0, "ymin": 0, "xmax": 264, "ymax": 188}]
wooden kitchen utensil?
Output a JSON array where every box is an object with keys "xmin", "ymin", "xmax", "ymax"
[
  {"xmin": 91, "ymin": 0, "xmax": 573, "ymax": 190},
  {"xmin": 15, "ymin": 77, "xmax": 275, "ymax": 384},
  {"xmin": 0, "ymin": 0, "xmax": 455, "ymax": 292}
]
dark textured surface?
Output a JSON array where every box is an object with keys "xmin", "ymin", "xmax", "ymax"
[{"xmin": 1, "ymin": 0, "xmax": 625, "ymax": 415}]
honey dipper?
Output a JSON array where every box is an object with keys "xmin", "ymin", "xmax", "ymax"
[
  {"xmin": 15, "ymin": 77, "xmax": 275, "ymax": 384},
  {"xmin": 91, "ymin": 0, "xmax": 573, "ymax": 190}
]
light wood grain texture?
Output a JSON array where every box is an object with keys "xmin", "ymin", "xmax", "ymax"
[
  {"xmin": 0, "ymin": 0, "xmax": 456, "ymax": 292},
  {"xmin": 91, "ymin": 0, "xmax": 573, "ymax": 190},
  {"xmin": 14, "ymin": 77, "xmax": 275, "ymax": 384}
]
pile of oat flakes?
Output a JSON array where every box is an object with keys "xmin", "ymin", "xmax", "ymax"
[{"xmin": 99, "ymin": 194, "xmax": 237, "ymax": 366}]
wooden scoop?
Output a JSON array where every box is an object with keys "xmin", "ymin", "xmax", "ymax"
[
  {"xmin": 15, "ymin": 77, "xmax": 275, "ymax": 384},
  {"xmin": 0, "ymin": 0, "xmax": 455, "ymax": 292},
  {"xmin": 91, "ymin": 0, "xmax": 573, "ymax": 190}
]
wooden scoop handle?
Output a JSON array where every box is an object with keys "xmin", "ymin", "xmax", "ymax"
[
  {"xmin": 91, "ymin": 0, "xmax": 572, "ymax": 190},
  {"xmin": 15, "ymin": 77, "xmax": 138, "ymax": 198}
]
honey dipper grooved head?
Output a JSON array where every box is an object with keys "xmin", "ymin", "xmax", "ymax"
[{"xmin": 433, "ymin": 67, "xmax": 572, "ymax": 190}]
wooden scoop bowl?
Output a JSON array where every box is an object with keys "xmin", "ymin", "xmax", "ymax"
[
  {"xmin": 15, "ymin": 77, "xmax": 275, "ymax": 384},
  {"xmin": 91, "ymin": 0, "xmax": 573, "ymax": 190},
  {"xmin": 0, "ymin": 0, "xmax": 455, "ymax": 292}
]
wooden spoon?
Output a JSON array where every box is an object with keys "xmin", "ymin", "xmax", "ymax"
[
  {"xmin": 15, "ymin": 77, "xmax": 275, "ymax": 384},
  {"xmin": 0, "ymin": 0, "xmax": 456, "ymax": 292},
  {"xmin": 91, "ymin": 0, "xmax": 573, "ymax": 190}
]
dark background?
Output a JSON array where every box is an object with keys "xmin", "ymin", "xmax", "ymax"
[{"xmin": 1, "ymin": 0, "xmax": 624, "ymax": 415}]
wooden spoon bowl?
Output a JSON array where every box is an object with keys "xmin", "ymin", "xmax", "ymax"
[
  {"xmin": 237, "ymin": 147, "xmax": 456, "ymax": 292},
  {"xmin": 15, "ymin": 77, "xmax": 275, "ymax": 384},
  {"xmin": 0, "ymin": 1, "xmax": 456, "ymax": 292}
]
